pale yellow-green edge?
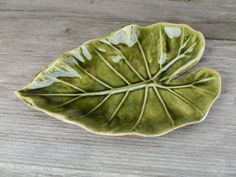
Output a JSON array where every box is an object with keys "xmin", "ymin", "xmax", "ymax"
[{"xmin": 15, "ymin": 22, "xmax": 222, "ymax": 137}]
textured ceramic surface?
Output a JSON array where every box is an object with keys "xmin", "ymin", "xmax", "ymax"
[{"xmin": 16, "ymin": 22, "xmax": 221, "ymax": 136}]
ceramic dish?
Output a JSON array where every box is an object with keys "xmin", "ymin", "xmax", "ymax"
[{"xmin": 16, "ymin": 22, "xmax": 221, "ymax": 136}]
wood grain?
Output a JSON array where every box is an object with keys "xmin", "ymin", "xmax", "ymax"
[{"xmin": 0, "ymin": 0, "xmax": 235, "ymax": 176}]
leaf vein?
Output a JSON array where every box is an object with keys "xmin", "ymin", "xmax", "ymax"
[
  {"xmin": 107, "ymin": 90, "xmax": 130, "ymax": 124},
  {"xmin": 152, "ymin": 33, "xmax": 198, "ymax": 79},
  {"xmin": 55, "ymin": 78, "xmax": 86, "ymax": 93},
  {"xmin": 83, "ymin": 94, "xmax": 111, "ymax": 117},
  {"xmin": 153, "ymin": 86, "xmax": 175, "ymax": 126},
  {"xmin": 72, "ymin": 56, "xmax": 113, "ymax": 89},
  {"xmin": 92, "ymin": 47, "xmax": 131, "ymax": 85},
  {"xmin": 130, "ymin": 86, "xmax": 149, "ymax": 130},
  {"xmin": 137, "ymin": 39, "xmax": 152, "ymax": 79},
  {"xmin": 167, "ymin": 88, "xmax": 204, "ymax": 116},
  {"xmin": 158, "ymin": 28, "xmax": 163, "ymax": 68},
  {"xmin": 108, "ymin": 43, "xmax": 145, "ymax": 81},
  {"xmin": 52, "ymin": 96, "xmax": 81, "ymax": 108}
]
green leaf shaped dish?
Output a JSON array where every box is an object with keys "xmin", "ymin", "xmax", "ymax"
[{"xmin": 16, "ymin": 22, "xmax": 221, "ymax": 136}]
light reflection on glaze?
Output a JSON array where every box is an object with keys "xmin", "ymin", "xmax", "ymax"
[
  {"xmin": 164, "ymin": 27, "xmax": 181, "ymax": 38},
  {"xmin": 27, "ymin": 61, "xmax": 81, "ymax": 89},
  {"xmin": 98, "ymin": 47, "xmax": 106, "ymax": 52},
  {"xmin": 100, "ymin": 39, "xmax": 110, "ymax": 45},
  {"xmin": 112, "ymin": 56, "xmax": 124, "ymax": 63},
  {"xmin": 108, "ymin": 25, "xmax": 139, "ymax": 47},
  {"xmin": 27, "ymin": 79, "xmax": 54, "ymax": 90},
  {"xmin": 58, "ymin": 61, "xmax": 81, "ymax": 78},
  {"xmin": 67, "ymin": 57, "xmax": 79, "ymax": 66},
  {"xmin": 159, "ymin": 52, "xmax": 167, "ymax": 65},
  {"xmin": 70, "ymin": 49, "xmax": 84, "ymax": 63},
  {"xmin": 81, "ymin": 46, "xmax": 92, "ymax": 60}
]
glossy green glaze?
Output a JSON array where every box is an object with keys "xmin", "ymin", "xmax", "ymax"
[{"xmin": 16, "ymin": 22, "xmax": 221, "ymax": 136}]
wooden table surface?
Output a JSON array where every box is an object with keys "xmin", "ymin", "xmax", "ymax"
[{"xmin": 0, "ymin": 0, "xmax": 235, "ymax": 176}]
